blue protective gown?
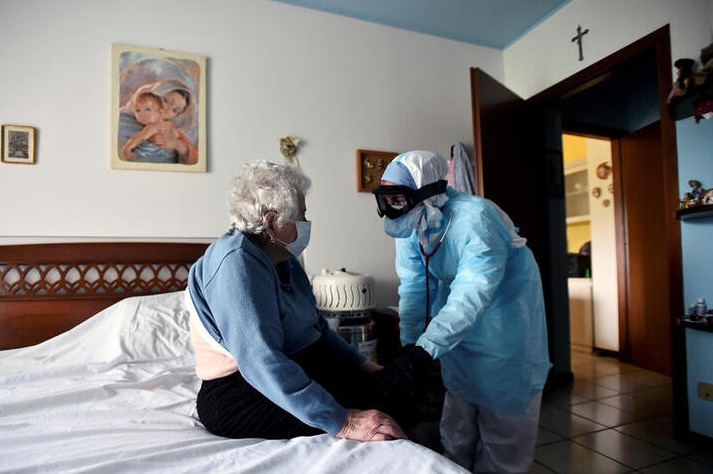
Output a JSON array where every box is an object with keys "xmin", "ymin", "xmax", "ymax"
[
  {"xmin": 396, "ymin": 188, "xmax": 552, "ymax": 415},
  {"xmin": 187, "ymin": 231, "xmax": 364, "ymax": 435}
]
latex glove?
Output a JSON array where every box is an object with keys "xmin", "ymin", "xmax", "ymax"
[
  {"xmin": 370, "ymin": 344, "xmax": 432, "ymax": 401},
  {"xmin": 335, "ymin": 409, "xmax": 407, "ymax": 441},
  {"xmin": 401, "ymin": 344, "xmax": 433, "ymax": 371}
]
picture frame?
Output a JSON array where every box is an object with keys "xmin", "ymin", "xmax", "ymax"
[
  {"xmin": 356, "ymin": 149, "xmax": 399, "ymax": 192},
  {"xmin": 111, "ymin": 44, "xmax": 207, "ymax": 172},
  {"xmin": 1, "ymin": 125, "xmax": 36, "ymax": 164}
]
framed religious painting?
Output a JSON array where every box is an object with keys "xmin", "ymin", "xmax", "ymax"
[
  {"xmin": 110, "ymin": 44, "xmax": 207, "ymax": 172},
  {"xmin": 1, "ymin": 125, "xmax": 36, "ymax": 164}
]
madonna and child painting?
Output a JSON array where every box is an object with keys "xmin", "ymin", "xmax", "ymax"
[{"xmin": 111, "ymin": 44, "xmax": 206, "ymax": 172}]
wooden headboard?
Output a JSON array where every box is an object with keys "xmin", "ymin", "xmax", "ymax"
[{"xmin": 0, "ymin": 242, "xmax": 209, "ymax": 350}]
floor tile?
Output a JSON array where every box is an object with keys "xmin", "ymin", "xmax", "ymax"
[
  {"xmin": 571, "ymin": 360, "xmax": 626, "ymax": 380},
  {"xmin": 574, "ymin": 429, "xmax": 678, "ymax": 469},
  {"xmin": 636, "ymin": 383, "xmax": 674, "ymax": 405},
  {"xmin": 638, "ymin": 456, "xmax": 713, "ymax": 473},
  {"xmin": 536, "ymin": 426, "xmax": 564, "ymax": 446},
  {"xmin": 542, "ymin": 387, "xmax": 590, "ymax": 409},
  {"xmin": 529, "ymin": 460, "xmax": 557, "ymax": 473},
  {"xmin": 538, "ymin": 407, "xmax": 607, "ymax": 438},
  {"xmin": 597, "ymin": 393, "xmax": 671, "ymax": 420},
  {"xmin": 688, "ymin": 449, "xmax": 713, "ymax": 468},
  {"xmin": 569, "ymin": 400, "xmax": 639, "ymax": 427},
  {"xmin": 570, "ymin": 379, "xmax": 621, "ymax": 400},
  {"xmin": 614, "ymin": 419, "xmax": 697, "ymax": 455},
  {"xmin": 535, "ymin": 351, "xmax": 712, "ymax": 474},
  {"xmin": 594, "ymin": 371, "xmax": 668, "ymax": 393},
  {"xmin": 593, "ymin": 373, "xmax": 639, "ymax": 393},
  {"xmin": 535, "ymin": 439, "xmax": 631, "ymax": 474}
]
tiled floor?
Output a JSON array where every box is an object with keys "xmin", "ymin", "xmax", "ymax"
[{"xmin": 532, "ymin": 350, "xmax": 713, "ymax": 473}]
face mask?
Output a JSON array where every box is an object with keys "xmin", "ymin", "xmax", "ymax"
[
  {"xmin": 384, "ymin": 207, "xmax": 421, "ymax": 238},
  {"xmin": 275, "ymin": 220, "xmax": 311, "ymax": 257}
]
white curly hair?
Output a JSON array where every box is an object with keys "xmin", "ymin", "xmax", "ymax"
[{"xmin": 228, "ymin": 161, "xmax": 311, "ymax": 234}]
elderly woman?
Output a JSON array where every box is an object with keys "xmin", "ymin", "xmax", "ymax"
[{"xmin": 186, "ymin": 161, "xmax": 407, "ymax": 442}]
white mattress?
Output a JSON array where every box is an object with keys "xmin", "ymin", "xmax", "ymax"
[{"xmin": 0, "ymin": 291, "xmax": 467, "ymax": 473}]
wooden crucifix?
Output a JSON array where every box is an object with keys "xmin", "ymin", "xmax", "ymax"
[{"xmin": 571, "ymin": 25, "xmax": 589, "ymax": 61}]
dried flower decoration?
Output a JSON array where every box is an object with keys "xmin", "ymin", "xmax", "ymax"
[{"xmin": 279, "ymin": 136, "xmax": 301, "ymax": 165}]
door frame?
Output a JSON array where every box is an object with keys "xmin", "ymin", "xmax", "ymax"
[{"xmin": 524, "ymin": 24, "xmax": 686, "ymax": 435}]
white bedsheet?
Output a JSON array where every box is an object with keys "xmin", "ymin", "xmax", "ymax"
[{"xmin": 0, "ymin": 291, "xmax": 467, "ymax": 473}]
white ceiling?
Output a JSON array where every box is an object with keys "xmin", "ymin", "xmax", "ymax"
[{"xmin": 273, "ymin": 0, "xmax": 570, "ymax": 49}]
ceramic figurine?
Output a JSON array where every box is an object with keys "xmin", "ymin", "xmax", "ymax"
[{"xmin": 689, "ymin": 179, "xmax": 704, "ymax": 201}]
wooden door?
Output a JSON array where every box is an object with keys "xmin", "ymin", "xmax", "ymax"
[
  {"xmin": 470, "ymin": 68, "xmax": 547, "ymax": 268},
  {"xmin": 613, "ymin": 122, "xmax": 672, "ymax": 374},
  {"xmin": 471, "ymin": 68, "xmax": 572, "ymax": 383}
]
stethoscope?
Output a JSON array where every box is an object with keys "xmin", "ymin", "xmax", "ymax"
[{"xmin": 418, "ymin": 210, "xmax": 452, "ymax": 331}]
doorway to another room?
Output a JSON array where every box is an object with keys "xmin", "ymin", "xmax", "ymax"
[
  {"xmin": 470, "ymin": 25, "xmax": 681, "ymax": 385},
  {"xmin": 563, "ymin": 134, "xmax": 619, "ymax": 357}
]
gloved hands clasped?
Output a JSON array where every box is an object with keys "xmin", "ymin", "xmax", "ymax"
[{"xmin": 370, "ymin": 344, "xmax": 433, "ymax": 403}]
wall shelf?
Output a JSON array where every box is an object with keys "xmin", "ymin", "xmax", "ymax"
[
  {"xmin": 675, "ymin": 204, "xmax": 713, "ymax": 220},
  {"xmin": 679, "ymin": 317, "xmax": 713, "ymax": 333},
  {"xmin": 668, "ymin": 77, "xmax": 713, "ymax": 121},
  {"xmin": 669, "ymin": 92, "xmax": 703, "ymax": 121}
]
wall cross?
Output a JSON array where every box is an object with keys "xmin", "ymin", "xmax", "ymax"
[{"xmin": 571, "ymin": 25, "xmax": 589, "ymax": 61}]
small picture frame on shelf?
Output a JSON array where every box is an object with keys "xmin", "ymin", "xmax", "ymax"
[{"xmin": 1, "ymin": 125, "xmax": 36, "ymax": 164}]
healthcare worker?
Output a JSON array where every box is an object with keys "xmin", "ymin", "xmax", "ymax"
[{"xmin": 372, "ymin": 151, "xmax": 551, "ymax": 473}]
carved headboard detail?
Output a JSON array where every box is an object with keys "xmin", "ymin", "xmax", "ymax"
[
  {"xmin": 0, "ymin": 242, "xmax": 209, "ymax": 350},
  {"xmin": 1, "ymin": 261, "xmax": 191, "ymax": 297}
]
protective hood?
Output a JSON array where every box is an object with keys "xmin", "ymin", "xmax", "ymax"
[{"xmin": 380, "ymin": 151, "xmax": 449, "ymax": 246}]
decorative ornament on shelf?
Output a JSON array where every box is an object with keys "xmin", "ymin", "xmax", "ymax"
[
  {"xmin": 681, "ymin": 178, "xmax": 713, "ymax": 209},
  {"xmin": 667, "ymin": 57, "xmax": 696, "ymax": 104},
  {"xmin": 279, "ymin": 136, "xmax": 301, "ymax": 166}
]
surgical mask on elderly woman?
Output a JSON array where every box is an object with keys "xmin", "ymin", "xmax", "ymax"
[{"xmin": 277, "ymin": 220, "xmax": 312, "ymax": 257}]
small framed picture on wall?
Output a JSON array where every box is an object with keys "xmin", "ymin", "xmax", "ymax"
[{"xmin": 1, "ymin": 125, "xmax": 36, "ymax": 164}]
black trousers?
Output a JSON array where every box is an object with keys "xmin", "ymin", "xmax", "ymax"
[{"xmin": 196, "ymin": 337, "xmax": 419, "ymax": 439}]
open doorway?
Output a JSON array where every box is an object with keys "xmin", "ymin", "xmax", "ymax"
[
  {"xmin": 563, "ymin": 134, "xmax": 619, "ymax": 356},
  {"xmin": 470, "ymin": 25, "xmax": 682, "ymax": 384},
  {"xmin": 532, "ymin": 28, "xmax": 678, "ymax": 378}
]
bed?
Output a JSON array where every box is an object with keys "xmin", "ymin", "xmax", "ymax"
[{"xmin": 0, "ymin": 242, "xmax": 467, "ymax": 473}]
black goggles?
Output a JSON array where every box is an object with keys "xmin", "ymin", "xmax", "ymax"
[{"xmin": 372, "ymin": 180, "xmax": 447, "ymax": 219}]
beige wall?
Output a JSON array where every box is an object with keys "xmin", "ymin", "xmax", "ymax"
[
  {"xmin": 504, "ymin": 0, "xmax": 713, "ymax": 98},
  {"xmin": 0, "ymin": 0, "xmax": 502, "ymax": 306},
  {"xmin": 585, "ymin": 137, "xmax": 619, "ymax": 351}
]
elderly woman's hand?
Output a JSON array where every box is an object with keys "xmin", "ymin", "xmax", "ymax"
[{"xmin": 335, "ymin": 409, "xmax": 407, "ymax": 441}]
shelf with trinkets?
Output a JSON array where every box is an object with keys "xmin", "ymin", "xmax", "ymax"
[
  {"xmin": 676, "ymin": 178, "xmax": 713, "ymax": 220},
  {"xmin": 668, "ymin": 58, "xmax": 713, "ymax": 123},
  {"xmin": 668, "ymin": 85, "xmax": 713, "ymax": 121},
  {"xmin": 678, "ymin": 315, "xmax": 713, "ymax": 333},
  {"xmin": 675, "ymin": 203, "xmax": 713, "ymax": 220}
]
